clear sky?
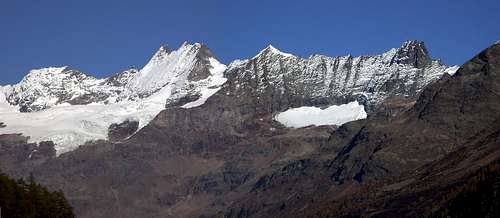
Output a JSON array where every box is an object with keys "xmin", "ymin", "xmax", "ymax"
[{"xmin": 1, "ymin": 0, "xmax": 499, "ymax": 85}]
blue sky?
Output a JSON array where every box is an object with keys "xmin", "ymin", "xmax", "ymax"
[{"xmin": 1, "ymin": 0, "xmax": 499, "ymax": 85}]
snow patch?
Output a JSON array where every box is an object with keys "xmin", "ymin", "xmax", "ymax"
[
  {"xmin": 274, "ymin": 101, "xmax": 367, "ymax": 128},
  {"xmin": 444, "ymin": 65, "xmax": 460, "ymax": 76}
]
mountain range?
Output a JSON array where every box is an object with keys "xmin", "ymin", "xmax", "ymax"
[
  {"xmin": 1, "ymin": 40, "xmax": 499, "ymax": 218},
  {"xmin": 0, "ymin": 41, "xmax": 457, "ymax": 154}
]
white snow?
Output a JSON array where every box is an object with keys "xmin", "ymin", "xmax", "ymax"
[
  {"xmin": 274, "ymin": 101, "xmax": 367, "ymax": 128},
  {"xmin": 253, "ymin": 45, "xmax": 294, "ymax": 59},
  {"xmin": 0, "ymin": 85, "xmax": 12, "ymax": 103},
  {"xmin": 444, "ymin": 65, "xmax": 460, "ymax": 76},
  {"xmin": 0, "ymin": 88, "xmax": 168, "ymax": 155},
  {"xmin": 128, "ymin": 42, "xmax": 205, "ymax": 96}
]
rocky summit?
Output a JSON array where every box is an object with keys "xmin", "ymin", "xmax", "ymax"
[{"xmin": 1, "ymin": 41, "xmax": 499, "ymax": 218}]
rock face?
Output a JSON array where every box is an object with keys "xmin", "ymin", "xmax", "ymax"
[
  {"xmin": 225, "ymin": 41, "xmax": 456, "ymax": 112},
  {"xmin": 29, "ymin": 141, "xmax": 57, "ymax": 160},
  {"xmin": 108, "ymin": 120, "xmax": 139, "ymax": 142},
  {"xmin": 392, "ymin": 40, "xmax": 432, "ymax": 68},
  {"xmin": 0, "ymin": 134, "xmax": 55, "ymax": 178}
]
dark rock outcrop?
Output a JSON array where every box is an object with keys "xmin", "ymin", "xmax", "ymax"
[
  {"xmin": 391, "ymin": 40, "xmax": 432, "ymax": 68},
  {"xmin": 29, "ymin": 141, "xmax": 57, "ymax": 160},
  {"xmin": 108, "ymin": 120, "xmax": 139, "ymax": 142}
]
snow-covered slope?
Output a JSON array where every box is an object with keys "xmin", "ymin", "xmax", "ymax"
[
  {"xmin": 0, "ymin": 43, "xmax": 227, "ymax": 154},
  {"xmin": 274, "ymin": 101, "xmax": 367, "ymax": 128},
  {"xmin": 127, "ymin": 43, "xmax": 227, "ymax": 100}
]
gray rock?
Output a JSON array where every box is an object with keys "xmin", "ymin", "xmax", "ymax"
[{"xmin": 108, "ymin": 120, "xmax": 139, "ymax": 142}]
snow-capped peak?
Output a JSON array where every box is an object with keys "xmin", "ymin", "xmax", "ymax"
[
  {"xmin": 1, "ymin": 42, "xmax": 228, "ymax": 154},
  {"xmin": 253, "ymin": 44, "xmax": 295, "ymax": 59},
  {"xmin": 23, "ymin": 66, "xmax": 70, "ymax": 78},
  {"xmin": 128, "ymin": 42, "xmax": 209, "ymax": 96},
  {"xmin": 148, "ymin": 45, "xmax": 170, "ymax": 64},
  {"xmin": 391, "ymin": 40, "xmax": 431, "ymax": 68}
]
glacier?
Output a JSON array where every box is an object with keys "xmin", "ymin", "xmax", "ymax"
[{"xmin": 274, "ymin": 101, "xmax": 367, "ymax": 128}]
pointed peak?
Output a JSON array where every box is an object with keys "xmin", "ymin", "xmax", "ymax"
[
  {"xmin": 176, "ymin": 42, "xmax": 207, "ymax": 54},
  {"xmin": 253, "ymin": 44, "xmax": 295, "ymax": 59},
  {"xmin": 176, "ymin": 42, "xmax": 215, "ymax": 61},
  {"xmin": 148, "ymin": 44, "xmax": 172, "ymax": 64},
  {"xmin": 401, "ymin": 40, "xmax": 426, "ymax": 48},
  {"xmin": 399, "ymin": 40, "xmax": 429, "ymax": 56},
  {"xmin": 265, "ymin": 44, "xmax": 278, "ymax": 51},
  {"xmin": 28, "ymin": 66, "xmax": 69, "ymax": 75},
  {"xmin": 392, "ymin": 40, "xmax": 431, "ymax": 68},
  {"xmin": 495, "ymin": 40, "xmax": 500, "ymax": 45},
  {"xmin": 179, "ymin": 41, "xmax": 202, "ymax": 49}
]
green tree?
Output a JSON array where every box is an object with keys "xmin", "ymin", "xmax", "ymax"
[{"xmin": 0, "ymin": 172, "xmax": 75, "ymax": 218}]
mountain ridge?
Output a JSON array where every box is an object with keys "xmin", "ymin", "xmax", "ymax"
[{"xmin": 0, "ymin": 40, "xmax": 456, "ymax": 154}]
